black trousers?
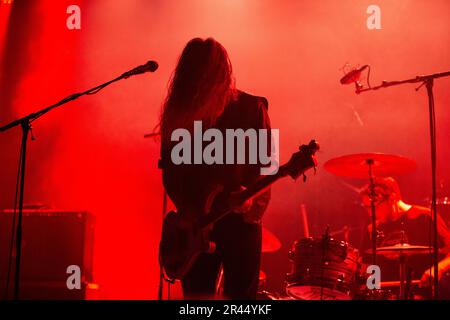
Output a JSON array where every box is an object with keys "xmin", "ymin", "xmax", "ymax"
[{"xmin": 182, "ymin": 214, "xmax": 262, "ymax": 300}]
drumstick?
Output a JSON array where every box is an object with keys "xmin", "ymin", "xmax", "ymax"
[{"xmin": 299, "ymin": 204, "xmax": 310, "ymax": 238}]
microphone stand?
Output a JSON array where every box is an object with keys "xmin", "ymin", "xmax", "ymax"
[
  {"xmin": 355, "ymin": 70, "xmax": 450, "ymax": 299},
  {"xmin": 0, "ymin": 63, "xmax": 155, "ymax": 300}
]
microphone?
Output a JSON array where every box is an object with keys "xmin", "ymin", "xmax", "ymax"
[
  {"xmin": 340, "ymin": 65, "xmax": 369, "ymax": 85},
  {"xmin": 122, "ymin": 60, "xmax": 159, "ymax": 79}
]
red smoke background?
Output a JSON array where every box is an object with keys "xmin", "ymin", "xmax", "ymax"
[{"xmin": 0, "ymin": 0, "xmax": 449, "ymax": 299}]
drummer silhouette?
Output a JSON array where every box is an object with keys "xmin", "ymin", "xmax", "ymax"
[{"xmin": 359, "ymin": 177, "xmax": 450, "ymax": 299}]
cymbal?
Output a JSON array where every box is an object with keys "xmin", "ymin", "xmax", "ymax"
[
  {"xmin": 262, "ymin": 226, "xmax": 281, "ymax": 253},
  {"xmin": 324, "ymin": 153, "xmax": 416, "ymax": 179},
  {"xmin": 366, "ymin": 243, "xmax": 432, "ymax": 257}
]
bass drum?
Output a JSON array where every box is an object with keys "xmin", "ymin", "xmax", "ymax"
[{"xmin": 286, "ymin": 237, "xmax": 359, "ymax": 300}]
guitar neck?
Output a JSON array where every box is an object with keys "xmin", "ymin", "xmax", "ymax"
[
  {"xmin": 238, "ymin": 167, "xmax": 287, "ymax": 202},
  {"xmin": 197, "ymin": 140, "xmax": 318, "ymax": 229},
  {"xmin": 199, "ymin": 166, "xmax": 288, "ymax": 228}
]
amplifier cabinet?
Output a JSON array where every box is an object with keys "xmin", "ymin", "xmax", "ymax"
[{"xmin": 0, "ymin": 210, "xmax": 95, "ymax": 299}]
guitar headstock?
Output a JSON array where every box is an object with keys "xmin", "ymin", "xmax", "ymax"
[{"xmin": 284, "ymin": 140, "xmax": 320, "ymax": 180}]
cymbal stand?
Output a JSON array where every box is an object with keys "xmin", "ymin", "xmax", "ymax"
[
  {"xmin": 366, "ymin": 159, "xmax": 377, "ymax": 266},
  {"xmin": 399, "ymin": 254, "xmax": 407, "ymax": 300},
  {"xmin": 398, "ymin": 230, "xmax": 413, "ymax": 300}
]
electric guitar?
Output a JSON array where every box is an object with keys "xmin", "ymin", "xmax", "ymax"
[{"xmin": 159, "ymin": 140, "xmax": 319, "ymax": 280}]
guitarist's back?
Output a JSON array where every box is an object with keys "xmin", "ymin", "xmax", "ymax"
[{"xmin": 159, "ymin": 90, "xmax": 273, "ymax": 221}]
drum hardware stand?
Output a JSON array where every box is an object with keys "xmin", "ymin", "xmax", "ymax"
[
  {"xmin": 398, "ymin": 254, "xmax": 415, "ymax": 300},
  {"xmin": 398, "ymin": 254, "xmax": 408, "ymax": 299},
  {"xmin": 398, "ymin": 231, "xmax": 407, "ymax": 299},
  {"xmin": 0, "ymin": 62, "xmax": 157, "ymax": 300},
  {"xmin": 320, "ymin": 225, "xmax": 330, "ymax": 300},
  {"xmin": 356, "ymin": 70, "xmax": 450, "ymax": 299},
  {"xmin": 366, "ymin": 159, "xmax": 377, "ymax": 266},
  {"xmin": 405, "ymin": 267, "xmax": 413, "ymax": 300}
]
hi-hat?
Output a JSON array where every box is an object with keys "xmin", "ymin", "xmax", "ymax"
[
  {"xmin": 324, "ymin": 153, "xmax": 416, "ymax": 179},
  {"xmin": 366, "ymin": 243, "xmax": 432, "ymax": 257}
]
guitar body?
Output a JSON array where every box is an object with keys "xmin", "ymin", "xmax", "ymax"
[
  {"xmin": 159, "ymin": 140, "xmax": 319, "ymax": 280},
  {"xmin": 159, "ymin": 185, "xmax": 227, "ymax": 280},
  {"xmin": 159, "ymin": 210, "xmax": 210, "ymax": 280}
]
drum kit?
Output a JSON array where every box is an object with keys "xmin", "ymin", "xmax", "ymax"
[{"xmin": 259, "ymin": 152, "xmax": 441, "ymax": 300}]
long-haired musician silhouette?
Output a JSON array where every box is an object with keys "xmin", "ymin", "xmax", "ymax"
[{"xmin": 159, "ymin": 38, "xmax": 271, "ymax": 299}]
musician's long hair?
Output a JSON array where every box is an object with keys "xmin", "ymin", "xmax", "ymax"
[{"xmin": 160, "ymin": 38, "xmax": 236, "ymax": 143}]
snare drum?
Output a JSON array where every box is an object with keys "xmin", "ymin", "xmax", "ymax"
[{"xmin": 286, "ymin": 237, "xmax": 359, "ymax": 300}]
